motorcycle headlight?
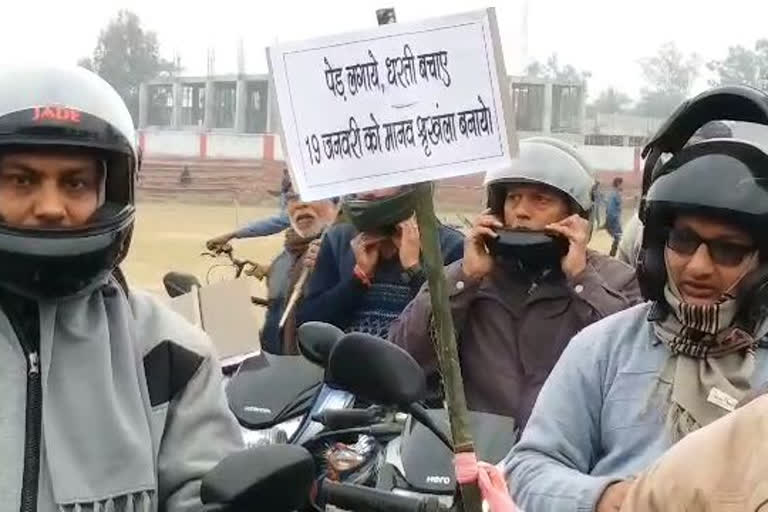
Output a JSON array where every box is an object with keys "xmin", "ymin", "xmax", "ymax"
[
  {"xmin": 324, "ymin": 436, "xmax": 380, "ymax": 483},
  {"xmin": 327, "ymin": 443, "xmax": 366, "ymax": 473}
]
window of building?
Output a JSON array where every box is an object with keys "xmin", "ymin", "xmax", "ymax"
[
  {"xmin": 585, "ymin": 134, "xmax": 611, "ymax": 146},
  {"xmin": 609, "ymin": 135, "xmax": 625, "ymax": 146},
  {"xmin": 181, "ymin": 84, "xmax": 205, "ymax": 126},
  {"xmin": 147, "ymin": 85, "xmax": 173, "ymax": 126},
  {"xmin": 213, "ymin": 82, "xmax": 237, "ymax": 129},
  {"xmin": 551, "ymin": 85, "xmax": 581, "ymax": 133},
  {"xmin": 245, "ymin": 81, "xmax": 269, "ymax": 133},
  {"xmin": 511, "ymin": 83, "xmax": 544, "ymax": 132}
]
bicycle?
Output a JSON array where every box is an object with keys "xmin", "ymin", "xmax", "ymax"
[{"xmin": 163, "ymin": 243, "xmax": 270, "ymax": 307}]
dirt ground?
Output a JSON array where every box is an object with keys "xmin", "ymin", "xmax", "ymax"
[{"xmin": 123, "ymin": 200, "xmax": 619, "ymax": 298}]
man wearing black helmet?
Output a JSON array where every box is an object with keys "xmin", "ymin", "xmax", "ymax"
[
  {"xmin": 504, "ymin": 88, "xmax": 768, "ymax": 512},
  {"xmin": 296, "ymin": 185, "xmax": 464, "ymax": 338},
  {"xmin": 617, "ymin": 121, "xmax": 734, "ymax": 267},
  {"xmin": 0, "ymin": 66, "xmax": 242, "ymax": 512}
]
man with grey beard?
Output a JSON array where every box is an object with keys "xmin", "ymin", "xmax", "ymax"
[{"xmin": 260, "ymin": 183, "xmax": 340, "ymax": 354}]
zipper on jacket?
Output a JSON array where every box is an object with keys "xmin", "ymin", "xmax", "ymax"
[{"xmin": 18, "ymin": 346, "xmax": 41, "ymax": 512}]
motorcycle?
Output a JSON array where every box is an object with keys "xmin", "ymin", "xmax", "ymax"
[
  {"xmin": 200, "ymin": 330, "xmax": 510, "ymax": 511},
  {"xmin": 225, "ymin": 322, "xmax": 357, "ymax": 449},
  {"xmin": 321, "ymin": 330, "xmax": 517, "ymax": 505},
  {"xmin": 163, "ymin": 247, "xmax": 360, "ymax": 451}
]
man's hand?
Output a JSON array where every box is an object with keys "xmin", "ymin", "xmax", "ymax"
[
  {"xmin": 302, "ymin": 239, "xmax": 322, "ymax": 270},
  {"xmin": 462, "ymin": 209, "xmax": 502, "ymax": 280},
  {"xmin": 351, "ymin": 233, "xmax": 384, "ymax": 276},
  {"xmin": 597, "ymin": 481, "xmax": 632, "ymax": 512},
  {"xmin": 206, "ymin": 232, "xmax": 234, "ymax": 251},
  {"xmin": 546, "ymin": 214, "xmax": 590, "ymax": 279},
  {"xmin": 397, "ymin": 217, "xmax": 421, "ymax": 270}
]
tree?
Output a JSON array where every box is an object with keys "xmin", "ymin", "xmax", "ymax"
[
  {"xmin": 76, "ymin": 57, "xmax": 94, "ymax": 72},
  {"xmin": 589, "ymin": 87, "xmax": 633, "ymax": 115},
  {"xmin": 635, "ymin": 42, "xmax": 700, "ymax": 118},
  {"xmin": 79, "ymin": 10, "xmax": 179, "ymax": 125},
  {"xmin": 708, "ymin": 40, "xmax": 768, "ymax": 88},
  {"xmin": 525, "ymin": 53, "xmax": 591, "ymax": 83}
]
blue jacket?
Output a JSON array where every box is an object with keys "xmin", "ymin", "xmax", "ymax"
[
  {"xmin": 604, "ymin": 189, "xmax": 622, "ymax": 235},
  {"xmin": 504, "ymin": 302, "xmax": 768, "ymax": 512},
  {"xmin": 235, "ymin": 194, "xmax": 290, "ymax": 239},
  {"xmin": 297, "ymin": 222, "xmax": 464, "ymax": 338}
]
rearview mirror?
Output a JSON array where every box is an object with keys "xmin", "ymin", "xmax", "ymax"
[
  {"xmin": 298, "ymin": 321, "xmax": 345, "ymax": 368},
  {"xmin": 163, "ymin": 271, "xmax": 202, "ymax": 297},
  {"xmin": 201, "ymin": 445, "xmax": 315, "ymax": 511},
  {"xmin": 328, "ymin": 332, "xmax": 426, "ymax": 406}
]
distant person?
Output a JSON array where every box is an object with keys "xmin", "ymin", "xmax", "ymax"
[
  {"xmin": 605, "ymin": 177, "xmax": 624, "ymax": 257},
  {"xmin": 261, "ymin": 184, "xmax": 339, "ymax": 354},
  {"xmin": 179, "ymin": 165, "xmax": 192, "ymax": 185},
  {"xmin": 296, "ymin": 185, "xmax": 464, "ymax": 338},
  {"xmin": 206, "ymin": 167, "xmax": 291, "ymax": 249}
]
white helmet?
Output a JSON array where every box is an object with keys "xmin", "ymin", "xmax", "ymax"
[{"xmin": 484, "ymin": 137, "xmax": 597, "ymax": 218}]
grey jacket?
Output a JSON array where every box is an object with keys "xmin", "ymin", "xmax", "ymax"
[
  {"xmin": 0, "ymin": 287, "xmax": 244, "ymax": 511},
  {"xmin": 390, "ymin": 251, "xmax": 642, "ymax": 430}
]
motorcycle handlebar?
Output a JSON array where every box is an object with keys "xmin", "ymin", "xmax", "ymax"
[
  {"xmin": 313, "ymin": 406, "xmax": 384, "ymax": 430},
  {"xmin": 319, "ymin": 480, "xmax": 447, "ymax": 512}
]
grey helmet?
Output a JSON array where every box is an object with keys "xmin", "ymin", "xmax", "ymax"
[
  {"xmin": 0, "ymin": 65, "xmax": 138, "ymax": 298},
  {"xmin": 484, "ymin": 137, "xmax": 597, "ymax": 218}
]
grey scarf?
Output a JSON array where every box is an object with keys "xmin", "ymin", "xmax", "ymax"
[
  {"xmin": 653, "ymin": 258, "xmax": 758, "ymax": 441},
  {"xmin": 39, "ymin": 280, "xmax": 156, "ymax": 511}
]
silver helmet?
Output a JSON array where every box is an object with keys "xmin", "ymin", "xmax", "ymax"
[{"xmin": 484, "ymin": 137, "xmax": 596, "ymax": 217}]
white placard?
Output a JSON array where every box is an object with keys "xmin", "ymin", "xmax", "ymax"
[{"xmin": 268, "ymin": 8, "xmax": 516, "ymax": 200}]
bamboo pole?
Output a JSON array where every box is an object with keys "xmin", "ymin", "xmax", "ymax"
[{"xmin": 413, "ymin": 182, "xmax": 482, "ymax": 512}]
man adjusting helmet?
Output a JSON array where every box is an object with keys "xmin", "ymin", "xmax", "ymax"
[
  {"xmin": 0, "ymin": 66, "xmax": 242, "ymax": 511},
  {"xmin": 390, "ymin": 137, "xmax": 641, "ymax": 428}
]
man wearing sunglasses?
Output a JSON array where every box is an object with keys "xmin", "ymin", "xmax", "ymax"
[{"xmin": 504, "ymin": 127, "xmax": 768, "ymax": 510}]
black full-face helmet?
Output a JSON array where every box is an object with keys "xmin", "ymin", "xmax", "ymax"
[
  {"xmin": 638, "ymin": 86, "xmax": 768, "ymax": 328},
  {"xmin": 0, "ymin": 66, "xmax": 138, "ymax": 298}
]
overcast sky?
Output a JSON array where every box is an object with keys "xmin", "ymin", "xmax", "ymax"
[{"xmin": 5, "ymin": 0, "xmax": 768, "ymax": 101}]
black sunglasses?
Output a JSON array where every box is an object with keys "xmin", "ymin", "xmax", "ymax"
[{"xmin": 666, "ymin": 227, "xmax": 756, "ymax": 267}]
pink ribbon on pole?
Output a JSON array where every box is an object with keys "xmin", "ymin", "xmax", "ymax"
[{"xmin": 454, "ymin": 452, "xmax": 519, "ymax": 512}]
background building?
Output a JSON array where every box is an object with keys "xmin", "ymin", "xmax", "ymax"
[{"xmin": 137, "ymin": 73, "xmax": 644, "ymax": 208}]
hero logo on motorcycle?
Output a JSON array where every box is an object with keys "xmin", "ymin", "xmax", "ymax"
[{"xmin": 426, "ymin": 475, "xmax": 452, "ymax": 485}]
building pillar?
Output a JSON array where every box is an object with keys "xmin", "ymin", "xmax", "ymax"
[
  {"xmin": 266, "ymin": 80, "xmax": 276, "ymax": 134},
  {"xmin": 138, "ymin": 83, "xmax": 149, "ymax": 128},
  {"xmin": 234, "ymin": 78, "xmax": 248, "ymax": 133},
  {"xmin": 542, "ymin": 82, "xmax": 553, "ymax": 134},
  {"xmin": 203, "ymin": 80, "xmax": 215, "ymax": 131},
  {"xmin": 171, "ymin": 81, "xmax": 183, "ymax": 129},
  {"xmin": 578, "ymin": 82, "xmax": 587, "ymax": 136}
]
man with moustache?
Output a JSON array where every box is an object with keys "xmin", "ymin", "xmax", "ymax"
[{"xmin": 260, "ymin": 183, "xmax": 340, "ymax": 354}]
